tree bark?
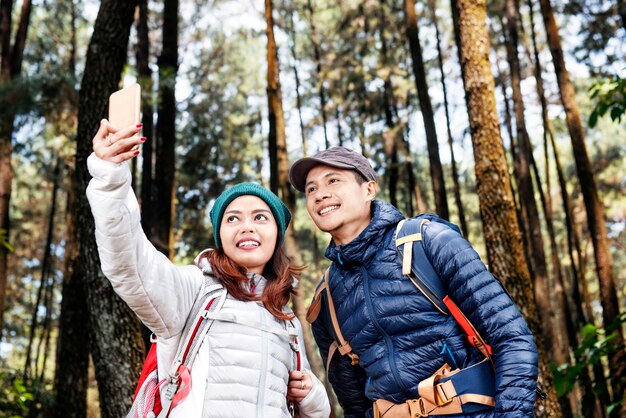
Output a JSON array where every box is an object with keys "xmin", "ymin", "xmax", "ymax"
[
  {"xmin": 305, "ymin": 0, "xmax": 329, "ymax": 149},
  {"xmin": 523, "ymin": 3, "xmax": 604, "ymax": 415},
  {"xmin": 0, "ymin": 0, "xmax": 31, "ymax": 335},
  {"xmin": 53, "ymin": 162, "xmax": 89, "ymax": 418},
  {"xmin": 450, "ymin": 0, "xmax": 561, "ymax": 415},
  {"xmin": 378, "ymin": 0, "xmax": 400, "ymax": 208},
  {"xmin": 285, "ymin": 8, "xmax": 307, "ymax": 154},
  {"xmin": 74, "ymin": 1, "xmax": 144, "ymax": 416},
  {"xmin": 404, "ymin": 0, "xmax": 449, "ymax": 219},
  {"xmin": 538, "ymin": 1, "xmax": 624, "ymax": 412},
  {"xmin": 265, "ymin": 0, "xmax": 333, "ymax": 411},
  {"xmin": 52, "ymin": 4, "xmax": 89, "ymax": 414},
  {"xmin": 504, "ymin": 0, "xmax": 563, "ymax": 377},
  {"xmin": 152, "ymin": 0, "xmax": 178, "ymax": 258},
  {"xmin": 137, "ymin": 0, "xmax": 155, "ymax": 241}
]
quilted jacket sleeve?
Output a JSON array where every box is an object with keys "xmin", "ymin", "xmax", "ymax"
[
  {"xmin": 86, "ymin": 153, "xmax": 203, "ymax": 339},
  {"xmin": 422, "ymin": 219, "xmax": 539, "ymax": 417},
  {"xmin": 311, "ymin": 302, "xmax": 371, "ymax": 418},
  {"xmin": 295, "ymin": 318, "xmax": 332, "ymax": 418}
]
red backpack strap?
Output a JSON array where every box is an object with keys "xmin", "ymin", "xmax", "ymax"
[{"xmin": 158, "ymin": 284, "xmax": 227, "ymax": 418}]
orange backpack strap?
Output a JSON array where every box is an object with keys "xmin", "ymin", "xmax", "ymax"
[{"xmin": 306, "ymin": 268, "xmax": 360, "ymax": 372}]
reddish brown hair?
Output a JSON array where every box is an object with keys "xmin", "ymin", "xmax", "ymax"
[{"xmin": 203, "ymin": 246, "xmax": 304, "ymax": 321}]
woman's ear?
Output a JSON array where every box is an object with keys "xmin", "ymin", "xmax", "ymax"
[{"xmin": 365, "ymin": 180, "xmax": 378, "ymax": 202}]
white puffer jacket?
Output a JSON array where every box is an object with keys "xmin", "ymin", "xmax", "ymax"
[{"xmin": 86, "ymin": 153, "xmax": 330, "ymax": 418}]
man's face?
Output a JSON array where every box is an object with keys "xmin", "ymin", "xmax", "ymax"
[{"xmin": 304, "ymin": 165, "xmax": 376, "ymax": 245}]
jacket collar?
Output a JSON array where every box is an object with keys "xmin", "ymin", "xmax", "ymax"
[{"xmin": 325, "ymin": 200, "xmax": 404, "ymax": 267}]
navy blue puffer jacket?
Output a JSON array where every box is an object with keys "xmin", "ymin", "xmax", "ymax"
[{"xmin": 311, "ymin": 201, "xmax": 538, "ymax": 417}]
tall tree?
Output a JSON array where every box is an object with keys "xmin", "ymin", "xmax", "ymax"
[
  {"xmin": 449, "ymin": 0, "xmax": 561, "ymax": 415},
  {"xmin": 152, "ymin": 0, "xmax": 178, "ymax": 258},
  {"xmin": 265, "ymin": 0, "xmax": 288, "ymax": 199},
  {"xmin": 305, "ymin": 0, "xmax": 329, "ymax": 149},
  {"xmin": 537, "ymin": 1, "xmax": 625, "ymax": 412},
  {"xmin": 23, "ymin": 158, "xmax": 61, "ymax": 379},
  {"xmin": 137, "ymin": 0, "xmax": 155, "ymax": 239},
  {"xmin": 403, "ymin": 0, "xmax": 449, "ymax": 219},
  {"xmin": 427, "ymin": 0, "xmax": 468, "ymax": 236},
  {"xmin": 522, "ymin": 4, "xmax": 605, "ymax": 415},
  {"xmin": 0, "ymin": 0, "xmax": 32, "ymax": 335},
  {"xmin": 73, "ymin": 0, "xmax": 144, "ymax": 416},
  {"xmin": 53, "ymin": 3, "xmax": 90, "ymax": 415},
  {"xmin": 54, "ymin": 163, "xmax": 89, "ymax": 418},
  {"xmin": 378, "ymin": 0, "xmax": 400, "ymax": 208},
  {"xmin": 503, "ymin": 0, "xmax": 563, "ymax": 385},
  {"xmin": 265, "ymin": 0, "xmax": 330, "ymax": 410}
]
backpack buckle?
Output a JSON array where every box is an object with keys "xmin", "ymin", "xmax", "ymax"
[{"xmin": 163, "ymin": 373, "xmax": 180, "ymax": 400}]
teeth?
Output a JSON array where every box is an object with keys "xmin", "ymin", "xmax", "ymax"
[
  {"xmin": 320, "ymin": 205, "xmax": 339, "ymax": 215},
  {"xmin": 238, "ymin": 240, "xmax": 259, "ymax": 247}
]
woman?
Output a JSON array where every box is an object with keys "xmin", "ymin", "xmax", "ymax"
[{"xmin": 86, "ymin": 120, "xmax": 330, "ymax": 418}]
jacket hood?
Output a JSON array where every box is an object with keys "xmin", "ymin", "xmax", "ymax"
[{"xmin": 325, "ymin": 200, "xmax": 404, "ymax": 266}]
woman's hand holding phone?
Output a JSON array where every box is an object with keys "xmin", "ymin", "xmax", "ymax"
[
  {"xmin": 92, "ymin": 119, "xmax": 145, "ymax": 163},
  {"xmin": 93, "ymin": 83, "xmax": 145, "ymax": 163}
]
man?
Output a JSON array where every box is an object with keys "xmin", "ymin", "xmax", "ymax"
[{"xmin": 288, "ymin": 146, "xmax": 538, "ymax": 418}]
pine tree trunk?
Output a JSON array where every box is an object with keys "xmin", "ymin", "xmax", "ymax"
[
  {"xmin": 285, "ymin": 9, "xmax": 307, "ymax": 153},
  {"xmin": 24, "ymin": 159, "xmax": 61, "ymax": 378},
  {"xmin": 0, "ymin": 0, "xmax": 32, "ymax": 335},
  {"xmin": 428, "ymin": 0, "xmax": 467, "ymax": 236},
  {"xmin": 523, "ymin": 4, "xmax": 604, "ymax": 414},
  {"xmin": 265, "ymin": 0, "xmax": 333, "ymax": 411},
  {"xmin": 404, "ymin": 0, "xmax": 449, "ymax": 219},
  {"xmin": 537, "ymin": 1, "xmax": 624, "ymax": 412},
  {"xmin": 450, "ymin": 0, "xmax": 561, "ymax": 415},
  {"xmin": 74, "ymin": 1, "xmax": 144, "ymax": 416},
  {"xmin": 53, "ymin": 163, "xmax": 89, "ymax": 418},
  {"xmin": 505, "ymin": 0, "xmax": 564, "ymax": 380},
  {"xmin": 152, "ymin": 0, "xmax": 178, "ymax": 258},
  {"xmin": 305, "ymin": 0, "xmax": 329, "ymax": 149},
  {"xmin": 52, "ymin": 6, "xmax": 89, "ymax": 414},
  {"xmin": 137, "ymin": 0, "xmax": 154, "ymax": 240}
]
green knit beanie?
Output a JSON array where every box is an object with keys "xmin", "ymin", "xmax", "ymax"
[{"xmin": 209, "ymin": 182, "xmax": 291, "ymax": 248}]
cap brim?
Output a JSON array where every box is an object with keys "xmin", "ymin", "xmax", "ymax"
[{"xmin": 289, "ymin": 157, "xmax": 355, "ymax": 192}]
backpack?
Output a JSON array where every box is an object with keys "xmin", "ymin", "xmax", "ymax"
[
  {"xmin": 128, "ymin": 277, "xmax": 304, "ymax": 418},
  {"xmin": 127, "ymin": 282, "xmax": 228, "ymax": 418},
  {"xmin": 306, "ymin": 214, "xmax": 496, "ymax": 416}
]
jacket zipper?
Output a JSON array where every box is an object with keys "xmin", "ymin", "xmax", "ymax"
[
  {"xmin": 256, "ymin": 306, "xmax": 268, "ymax": 417},
  {"xmin": 360, "ymin": 265, "xmax": 410, "ymax": 395}
]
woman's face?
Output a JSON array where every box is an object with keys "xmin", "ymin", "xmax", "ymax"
[{"xmin": 219, "ymin": 195, "xmax": 278, "ymax": 274}]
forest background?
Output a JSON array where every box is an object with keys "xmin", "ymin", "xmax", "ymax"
[{"xmin": 0, "ymin": 0, "xmax": 624, "ymax": 417}]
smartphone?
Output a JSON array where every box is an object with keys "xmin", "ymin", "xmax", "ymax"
[{"xmin": 108, "ymin": 83, "xmax": 141, "ymax": 129}]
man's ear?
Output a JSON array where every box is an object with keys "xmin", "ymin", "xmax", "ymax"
[{"xmin": 364, "ymin": 180, "xmax": 378, "ymax": 202}]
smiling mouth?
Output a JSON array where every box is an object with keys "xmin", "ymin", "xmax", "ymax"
[
  {"xmin": 237, "ymin": 240, "xmax": 260, "ymax": 248},
  {"xmin": 319, "ymin": 205, "xmax": 339, "ymax": 215}
]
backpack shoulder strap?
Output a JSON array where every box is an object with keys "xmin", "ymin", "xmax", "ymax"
[
  {"xmin": 305, "ymin": 268, "xmax": 360, "ymax": 376},
  {"xmin": 395, "ymin": 216, "xmax": 493, "ymax": 360},
  {"xmin": 158, "ymin": 278, "xmax": 227, "ymax": 418},
  {"xmin": 395, "ymin": 217, "xmax": 449, "ymax": 315}
]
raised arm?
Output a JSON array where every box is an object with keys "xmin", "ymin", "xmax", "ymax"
[{"xmin": 87, "ymin": 119, "xmax": 203, "ymax": 338}]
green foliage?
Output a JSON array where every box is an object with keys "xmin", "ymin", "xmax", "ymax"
[
  {"xmin": 588, "ymin": 74, "xmax": 626, "ymax": 127},
  {"xmin": 0, "ymin": 229, "xmax": 13, "ymax": 252},
  {"xmin": 551, "ymin": 312, "xmax": 626, "ymax": 413},
  {"xmin": 0, "ymin": 371, "xmax": 54, "ymax": 418}
]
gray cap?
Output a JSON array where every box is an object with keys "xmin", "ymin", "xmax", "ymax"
[{"xmin": 289, "ymin": 146, "xmax": 377, "ymax": 192}]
